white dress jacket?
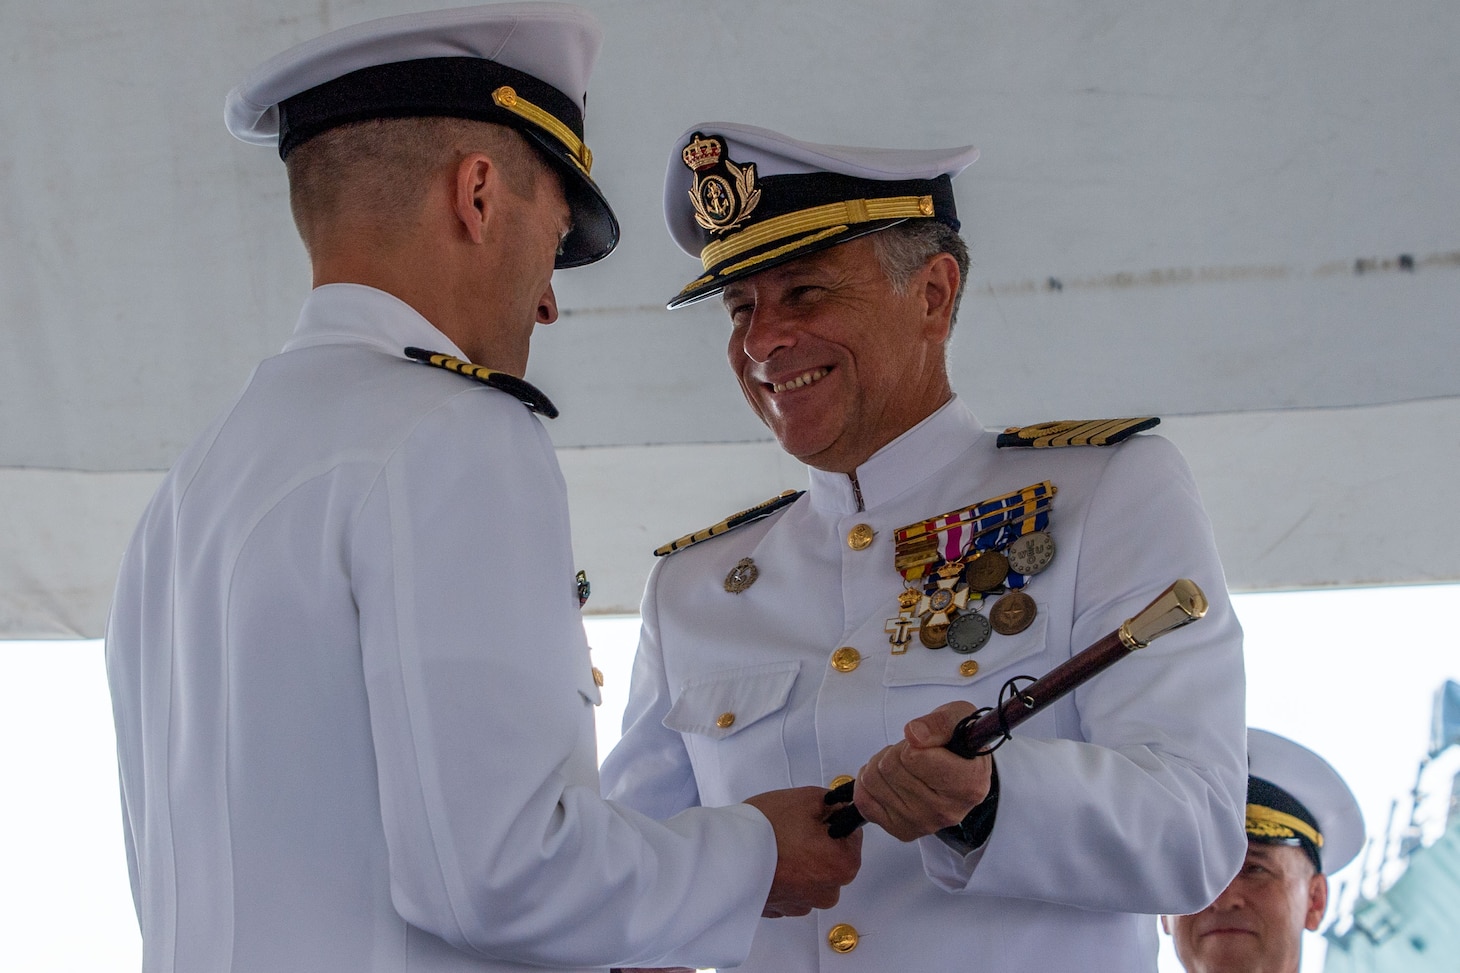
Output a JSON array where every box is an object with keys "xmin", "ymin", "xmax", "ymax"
[
  {"xmin": 602, "ymin": 398, "xmax": 1247, "ymax": 972},
  {"xmin": 106, "ymin": 284, "xmax": 774, "ymax": 973}
]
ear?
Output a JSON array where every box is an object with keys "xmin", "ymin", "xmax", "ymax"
[
  {"xmin": 918, "ymin": 251, "xmax": 960, "ymax": 342},
  {"xmin": 452, "ymin": 152, "xmax": 498, "ymax": 245},
  {"xmin": 1159, "ymin": 915, "xmax": 1174, "ymax": 936},
  {"xmin": 1303, "ymin": 873, "xmax": 1328, "ymax": 932}
]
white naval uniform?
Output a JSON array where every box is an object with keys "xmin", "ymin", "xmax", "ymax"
[
  {"xmin": 601, "ymin": 397, "xmax": 1247, "ymax": 972},
  {"xmin": 105, "ymin": 284, "xmax": 775, "ymax": 973}
]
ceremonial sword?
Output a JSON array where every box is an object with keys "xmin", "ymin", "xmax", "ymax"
[{"xmin": 823, "ymin": 578, "xmax": 1209, "ymax": 838}]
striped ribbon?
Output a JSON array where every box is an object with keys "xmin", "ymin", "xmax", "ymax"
[{"xmin": 895, "ymin": 481, "xmax": 1055, "ymax": 580}]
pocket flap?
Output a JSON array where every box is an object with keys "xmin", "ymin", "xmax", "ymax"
[{"xmin": 664, "ymin": 661, "xmax": 801, "ymax": 739}]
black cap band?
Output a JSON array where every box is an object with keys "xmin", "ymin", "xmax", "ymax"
[
  {"xmin": 1248, "ymin": 775, "xmax": 1324, "ymax": 872},
  {"xmin": 277, "ymin": 55, "xmax": 617, "ymax": 268},
  {"xmin": 277, "ymin": 56, "xmax": 582, "ymax": 160}
]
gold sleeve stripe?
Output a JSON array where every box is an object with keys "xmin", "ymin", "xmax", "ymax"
[
  {"xmin": 700, "ymin": 195, "xmax": 934, "ymax": 271},
  {"xmin": 492, "ymin": 86, "xmax": 593, "ymax": 175},
  {"xmin": 1246, "ymin": 804, "xmax": 1324, "ymax": 848}
]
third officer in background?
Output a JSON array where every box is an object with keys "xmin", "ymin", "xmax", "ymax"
[{"xmin": 1164, "ymin": 729, "xmax": 1365, "ymax": 973}]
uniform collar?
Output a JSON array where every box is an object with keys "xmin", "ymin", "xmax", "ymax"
[
  {"xmin": 282, "ymin": 283, "xmax": 468, "ymax": 361},
  {"xmin": 806, "ymin": 396, "xmax": 988, "ymax": 515}
]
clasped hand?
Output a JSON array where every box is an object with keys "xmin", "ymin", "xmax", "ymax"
[
  {"xmin": 851, "ymin": 701, "xmax": 993, "ymax": 842},
  {"xmin": 744, "ymin": 786, "xmax": 863, "ymax": 917}
]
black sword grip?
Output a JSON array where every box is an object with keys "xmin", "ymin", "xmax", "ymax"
[{"xmin": 825, "ymin": 803, "xmax": 865, "ymax": 839}]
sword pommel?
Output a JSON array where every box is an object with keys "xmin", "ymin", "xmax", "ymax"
[{"xmin": 1118, "ymin": 579, "xmax": 1208, "ymax": 649}]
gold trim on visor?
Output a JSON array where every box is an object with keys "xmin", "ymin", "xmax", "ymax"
[
  {"xmin": 699, "ymin": 195, "xmax": 935, "ymax": 271},
  {"xmin": 491, "ymin": 86, "xmax": 593, "ymax": 175},
  {"xmin": 718, "ymin": 226, "xmax": 849, "ymax": 279},
  {"xmin": 1246, "ymin": 804, "xmax": 1324, "ymax": 848}
]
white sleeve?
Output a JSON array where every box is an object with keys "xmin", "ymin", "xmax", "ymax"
[{"xmin": 351, "ymin": 391, "xmax": 775, "ymax": 968}]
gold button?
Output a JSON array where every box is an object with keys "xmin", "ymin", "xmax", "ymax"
[
  {"xmin": 830, "ymin": 647, "xmax": 861, "ymax": 673},
  {"xmin": 959, "ymin": 660, "xmax": 980, "ymax": 677},
  {"xmin": 846, "ymin": 524, "xmax": 875, "ymax": 550},
  {"xmin": 716, "ymin": 712, "xmax": 736, "ymax": 729},
  {"xmin": 827, "ymin": 923, "xmax": 859, "ymax": 953},
  {"xmin": 591, "ymin": 667, "xmax": 605, "ymax": 687},
  {"xmin": 829, "ymin": 774, "xmax": 854, "ymax": 790},
  {"xmin": 918, "ymin": 195, "xmax": 935, "ymax": 216}
]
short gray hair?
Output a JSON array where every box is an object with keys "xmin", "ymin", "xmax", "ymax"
[{"xmin": 871, "ymin": 220, "xmax": 970, "ymax": 326}]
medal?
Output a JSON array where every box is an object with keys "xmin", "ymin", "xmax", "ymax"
[
  {"xmin": 946, "ymin": 610, "xmax": 993, "ymax": 654},
  {"xmin": 989, "ymin": 590, "xmax": 1037, "ymax": 635},
  {"xmin": 919, "ymin": 619, "xmax": 951, "ymax": 649},
  {"xmin": 916, "ymin": 573, "xmax": 967, "ymax": 649},
  {"xmin": 963, "ymin": 550, "xmax": 1010, "ymax": 592},
  {"xmin": 926, "ymin": 586, "xmax": 956, "ymax": 613},
  {"xmin": 1006, "ymin": 531, "xmax": 1055, "ymax": 576},
  {"xmin": 889, "ymin": 481, "xmax": 1058, "ymax": 655},
  {"xmin": 885, "ymin": 588, "xmax": 921, "ymax": 654},
  {"xmin": 723, "ymin": 557, "xmax": 758, "ymax": 593}
]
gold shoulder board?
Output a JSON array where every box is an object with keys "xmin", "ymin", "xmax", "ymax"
[
  {"xmin": 654, "ymin": 489, "xmax": 804, "ymax": 557},
  {"xmin": 404, "ymin": 347, "xmax": 558, "ymax": 418},
  {"xmin": 996, "ymin": 417, "xmax": 1159, "ymax": 449}
]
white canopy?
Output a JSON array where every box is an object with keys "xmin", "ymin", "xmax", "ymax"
[{"xmin": 3, "ymin": 0, "xmax": 1457, "ymax": 638}]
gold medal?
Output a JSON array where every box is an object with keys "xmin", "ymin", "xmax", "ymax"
[
  {"xmin": 919, "ymin": 619, "xmax": 951, "ymax": 649},
  {"xmin": 885, "ymin": 588, "xmax": 922, "ymax": 654},
  {"xmin": 1006, "ymin": 531, "xmax": 1055, "ymax": 576},
  {"xmin": 989, "ymin": 590, "xmax": 1037, "ymax": 636},
  {"xmin": 964, "ymin": 550, "xmax": 1010, "ymax": 592},
  {"xmin": 723, "ymin": 557, "xmax": 758, "ymax": 593}
]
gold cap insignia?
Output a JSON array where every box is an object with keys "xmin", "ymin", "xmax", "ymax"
[{"xmin": 683, "ymin": 132, "xmax": 761, "ymax": 235}]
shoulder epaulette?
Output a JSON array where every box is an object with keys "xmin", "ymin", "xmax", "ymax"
[
  {"xmin": 996, "ymin": 417, "xmax": 1159, "ymax": 449},
  {"xmin": 404, "ymin": 347, "xmax": 558, "ymax": 418},
  {"xmin": 654, "ymin": 489, "xmax": 804, "ymax": 557}
]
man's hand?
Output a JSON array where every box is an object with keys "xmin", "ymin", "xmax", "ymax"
[
  {"xmin": 744, "ymin": 786, "xmax": 863, "ymax": 917},
  {"xmin": 852, "ymin": 701, "xmax": 993, "ymax": 842}
]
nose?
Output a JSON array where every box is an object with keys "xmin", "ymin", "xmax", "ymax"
[
  {"xmin": 738, "ymin": 303, "xmax": 796, "ymax": 364},
  {"xmin": 536, "ymin": 281, "xmax": 559, "ymax": 325},
  {"xmin": 1211, "ymin": 881, "xmax": 1247, "ymax": 911}
]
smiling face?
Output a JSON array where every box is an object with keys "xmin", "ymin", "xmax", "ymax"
[
  {"xmin": 1165, "ymin": 842, "xmax": 1327, "ymax": 973},
  {"xmin": 721, "ymin": 236, "xmax": 957, "ymax": 473}
]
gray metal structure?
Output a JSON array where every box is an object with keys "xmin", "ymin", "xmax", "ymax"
[{"xmin": 3, "ymin": 1, "xmax": 1457, "ymax": 637}]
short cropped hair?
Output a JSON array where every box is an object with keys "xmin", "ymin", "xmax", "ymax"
[
  {"xmin": 871, "ymin": 220, "xmax": 971, "ymax": 327},
  {"xmin": 285, "ymin": 116, "xmax": 543, "ymax": 254}
]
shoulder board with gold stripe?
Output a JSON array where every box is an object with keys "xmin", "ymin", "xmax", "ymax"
[
  {"xmin": 404, "ymin": 347, "xmax": 558, "ymax": 418},
  {"xmin": 654, "ymin": 489, "xmax": 804, "ymax": 557},
  {"xmin": 996, "ymin": 417, "xmax": 1159, "ymax": 449}
]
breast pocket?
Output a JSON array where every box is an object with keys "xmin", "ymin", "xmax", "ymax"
[
  {"xmin": 881, "ymin": 612, "xmax": 1051, "ymax": 739},
  {"xmin": 663, "ymin": 661, "xmax": 801, "ymax": 805}
]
